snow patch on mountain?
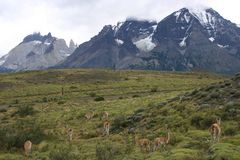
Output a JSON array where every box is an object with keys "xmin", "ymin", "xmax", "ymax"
[
  {"xmin": 175, "ymin": 11, "xmax": 181, "ymax": 20},
  {"xmin": 217, "ymin": 44, "xmax": 229, "ymax": 48},
  {"xmin": 133, "ymin": 35, "xmax": 156, "ymax": 52},
  {"xmin": 33, "ymin": 40, "xmax": 42, "ymax": 44},
  {"xmin": 209, "ymin": 37, "xmax": 215, "ymax": 42},
  {"xmin": 44, "ymin": 42, "xmax": 51, "ymax": 45},
  {"xmin": 184, "ymin": 13, "xmax": 191, "ymax": 23},
  {"xmin": 189, "ymin": 8, "xmax": 217, "ymax": 30},
  {"xmin": 152, "ymin": 25, "xmax": 157, "ymax": 31},
  {"xmin": 115, "ymin": 39, "xmax": 124, "ymax": 45},
  {"xmin": 179, "ymin": 37, "xmax": 187, "ymax": 47}
]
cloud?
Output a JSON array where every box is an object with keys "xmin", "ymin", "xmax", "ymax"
[{"xmin": 0, "ymin": 0, "xmax": 239, "ymax": 56}]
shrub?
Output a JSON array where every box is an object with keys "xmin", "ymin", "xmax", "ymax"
[
  {"xmin": 224, "ymin": 127, "xmax": 238, "ymax": 136},
  {"xmin": 14, "ymin": 99, "xmax": 19, "ymax": 104},
  {"xmin": 57, "ymin": 101, "xmax": 66, "ymax": 105},
  {"xmin": 224, "ymin": 101, "xmax": 240, "ymax": 119},
  {"xmin": 112, "ymin": 115, "xmax": 128, "ymax": 132},
  {"xmin": 0, "ymin": 108, "xmax": 7, "ymax": 112},
  {"xmin": 132, "ymin": 95, "xmax": 140, "ymax": 98},
  {"xmin": 15, "ymin": 105, "xmax": 35, "ymax": 117},
  {"xmin": 42, "ymin": 97, "xmax": 48, "ymax": 102},
  {"xmin": 89, "ymin": 92, "xmax": 97, "ymax": 97},
  {"xmin": 96, "ymin": 141, "xmax": 124, "ymax": 160},
  {"xmin": 94, "ymin": 96, "xmax": 105, "ymax": 101},
  {"xmin": 200, "ymin": 116, "xmax": 217, "ymax": 129},
  {"xmin": 210, "ymin": 91, "xmax": 220, "ymax": 99},
  {"xmin": 0, "ymin": 120, "xmax": 45, "ymax": 150},
  {"xmin": 69, "ymin": 86, "xmax": 78, "ymax": 90},
  {"xmin": 150, "ymin": 87, "xmax": 158, "ymax": 92},
  {"xmin": 49, "ymin": 146, "xmax": 78, "ymax": 160},
  {"xmin": 191, "ymin": 114, "xmax": 204, "ymax": 128}
]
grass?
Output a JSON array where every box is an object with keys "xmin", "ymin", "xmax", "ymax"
[{"xmin": 0, "ymin": 68, "xmax": 233, "ymax": 159}]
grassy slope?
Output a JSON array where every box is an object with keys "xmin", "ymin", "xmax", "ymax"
[
  {"xmin": 125, "ymin": 74, "xmax": 240, "ymax": 160},
  {"xmin": 0, "ymin": 69, "xmax": 226, "ymax": 160}
]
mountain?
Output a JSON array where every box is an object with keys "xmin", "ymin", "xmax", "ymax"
[
  {"xmin": 57, "ymin": 7, "xmax": 240, "ymax": 74},
  {"xmin": 57, "ymin": 20, "xmax": 157, "ymax": 69},
  {"xmin": 0, "ymin": 32, "xmax": 77, "ymax": 71}
]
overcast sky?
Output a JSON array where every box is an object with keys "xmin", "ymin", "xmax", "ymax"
[{"xmin": 0, "ymin": 0, "xmax": 239, "ymax": 56}]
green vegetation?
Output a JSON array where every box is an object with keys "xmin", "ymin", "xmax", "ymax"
[{"xmin": 1, "ymin": 68, "xmax": 238, "ymax": 160}]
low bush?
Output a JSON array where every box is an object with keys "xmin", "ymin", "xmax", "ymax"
[
  {"xmin": 69, "ymin": 86, "xmax": 78, "ymax": 90},
  {"xmin": 94, "ymin": 96, "xmax": 105, "ymax": 101},
  {"xmin": 89, "ymin": 92, "xmax": 97, "ymax": 97},
  {"xmin": 150, "ymin": 87, "xmax": 158, "ymax": 92},
  {"xmin": 49, "ymin": 146, "xmax": 79, "ymax": 160},
  {"xmin": 57, "ymin": 101, "xmax": 66, "ymax": 105},
  {"xmin": 191, "ymin": 114, "xmax": 204, "ymax": 128},
  {"xmin": 0, "ymin": 120, "xmax": 45, "ymax": 150},
  {"xmin": 15, "ymin": 105, "xmax": 35, "ymax": 117},
  {"xmin": 0, "ymin": 108, "xmax": 7, "ymax": 112},
  {"xmin": 132, "ymin": 95, "xmax": 140, "ymax": 98},
  {"xmin": 96, "ymin": 141, "xmax": 124, "ymax": 160}
]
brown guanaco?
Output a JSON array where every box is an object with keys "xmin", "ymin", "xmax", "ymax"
[
  {"xmin": 102, "ymin": 111, "xmax": 109, "ymax": 120},
  {"xmin": 103, "ymin": 120, "xmax": 110, "ymax": 136},
  {"xmin": 67, "ymin": 128, "xmax": 73, "ymax": 141},
  {"xmin": 136, "ymin": 137, "xmax": 151, "ymax": 152},
  {"xmin": 209, "ymin": 118, "xmax": 221, "ymax": 142},
  {"xmin": 24, "ymin": 140, "xmax": 32, "ymax": 156},
  {"xmin": 153, "ymin": 131, "xmax": 170, "ymax": 151},
  {"xmin": 85, "ymin": 111, "xmax": 95, "ymax": 120}
]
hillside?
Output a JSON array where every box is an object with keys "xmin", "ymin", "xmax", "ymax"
[
  {"xmin": 0, "ymin": 69, "xmax": 229, "ymax": 159},
  {"xmin": 123, "ymin": 73, "xmax": 240, "ymax": 159}
]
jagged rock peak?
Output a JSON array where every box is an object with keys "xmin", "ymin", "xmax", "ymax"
[
  {"xmin": 69, "ymin": 39, "xmax": 78, "ymax": 51},
  {"xmin": 22, "ymin": 32, "xmax": 56, "ymax": 44}
]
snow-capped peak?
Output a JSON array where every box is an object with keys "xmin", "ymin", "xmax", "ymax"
[
  {"xmin": 113, "ymin": 22, "xmax": 124, "ymax": 35},
  {"xmin": 188, "ymin": 7, "xmax": 218, "ymax": 29}
]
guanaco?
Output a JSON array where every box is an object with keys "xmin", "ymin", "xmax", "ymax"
[
  {"xmin": 136, "ymin": 137, "xmax": 151, "ymax": 152},
  {"xmin": 153, "ymin": 131, "xmax": 170, "ymax": 151},
  {"xmin": 67, "ymin": 128, "xmax": 73, "ymax": 141},
  {"xmin": 209, "ymin": 118, "xmax": 221, "ymax": 143},
  {"xmin": 24, "ymin": 140, "xmax": 32, "ymax": 156},
  {"xmin": 85, "ymin": 111, "xmax": 95, "ymax": 120},
  {"xmin": 103, "ymin": 121, "xmax": 110, "ymax": 136},
  {"xmin": 102, "ymin": 111, "xmax": 109, "ymax": 120}
]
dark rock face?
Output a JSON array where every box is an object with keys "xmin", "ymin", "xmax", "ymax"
[
  {"xmin": 57, "ymin": 8, "xmax": 240, "ymax": 74},
  {"xmin": 57, "ymin": 20, "xmax": 157, "ymax": 69}
]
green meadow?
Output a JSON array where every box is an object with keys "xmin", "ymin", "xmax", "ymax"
[{"xmin": 1, "ymin": 69, "xmax": 239, "ymax": 160}]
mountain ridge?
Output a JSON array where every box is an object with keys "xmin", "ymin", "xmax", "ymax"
[
  {"xmin": 56, "ymin": 7, "xmax": 240, "ymax": 74},
  {"xmin": 0, "ymin": 32, "xmax": 77, "ymax": 71}
]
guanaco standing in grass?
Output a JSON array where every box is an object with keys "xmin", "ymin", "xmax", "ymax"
[
  {"xmin": 135, "ymin": 137, "xmax": 151, "ymax": 152},
  {"xmin": 67, "ymin": 128, "xmax": 73, "ymax": 142},
  {"xmin": 24, "ymin": 140, "xmax": 32, "ymax": 156},
  {"xmin": 102, "ymin": 111, "xmax": 109, "ymax": 120},
  {"xmin": 85, "ymin": 111, "xmax": 95, "ymax": 120},
  {"xmin": 103, "ymin": 120, "xmax": 110, "ymax": 136},
  {"xmin": 209, "ymin": 118, "xmax": 221, "ymax": 143},
  {"xmin": 153, "ymin": 131, "xmax": 170, "ymax": 151}
]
